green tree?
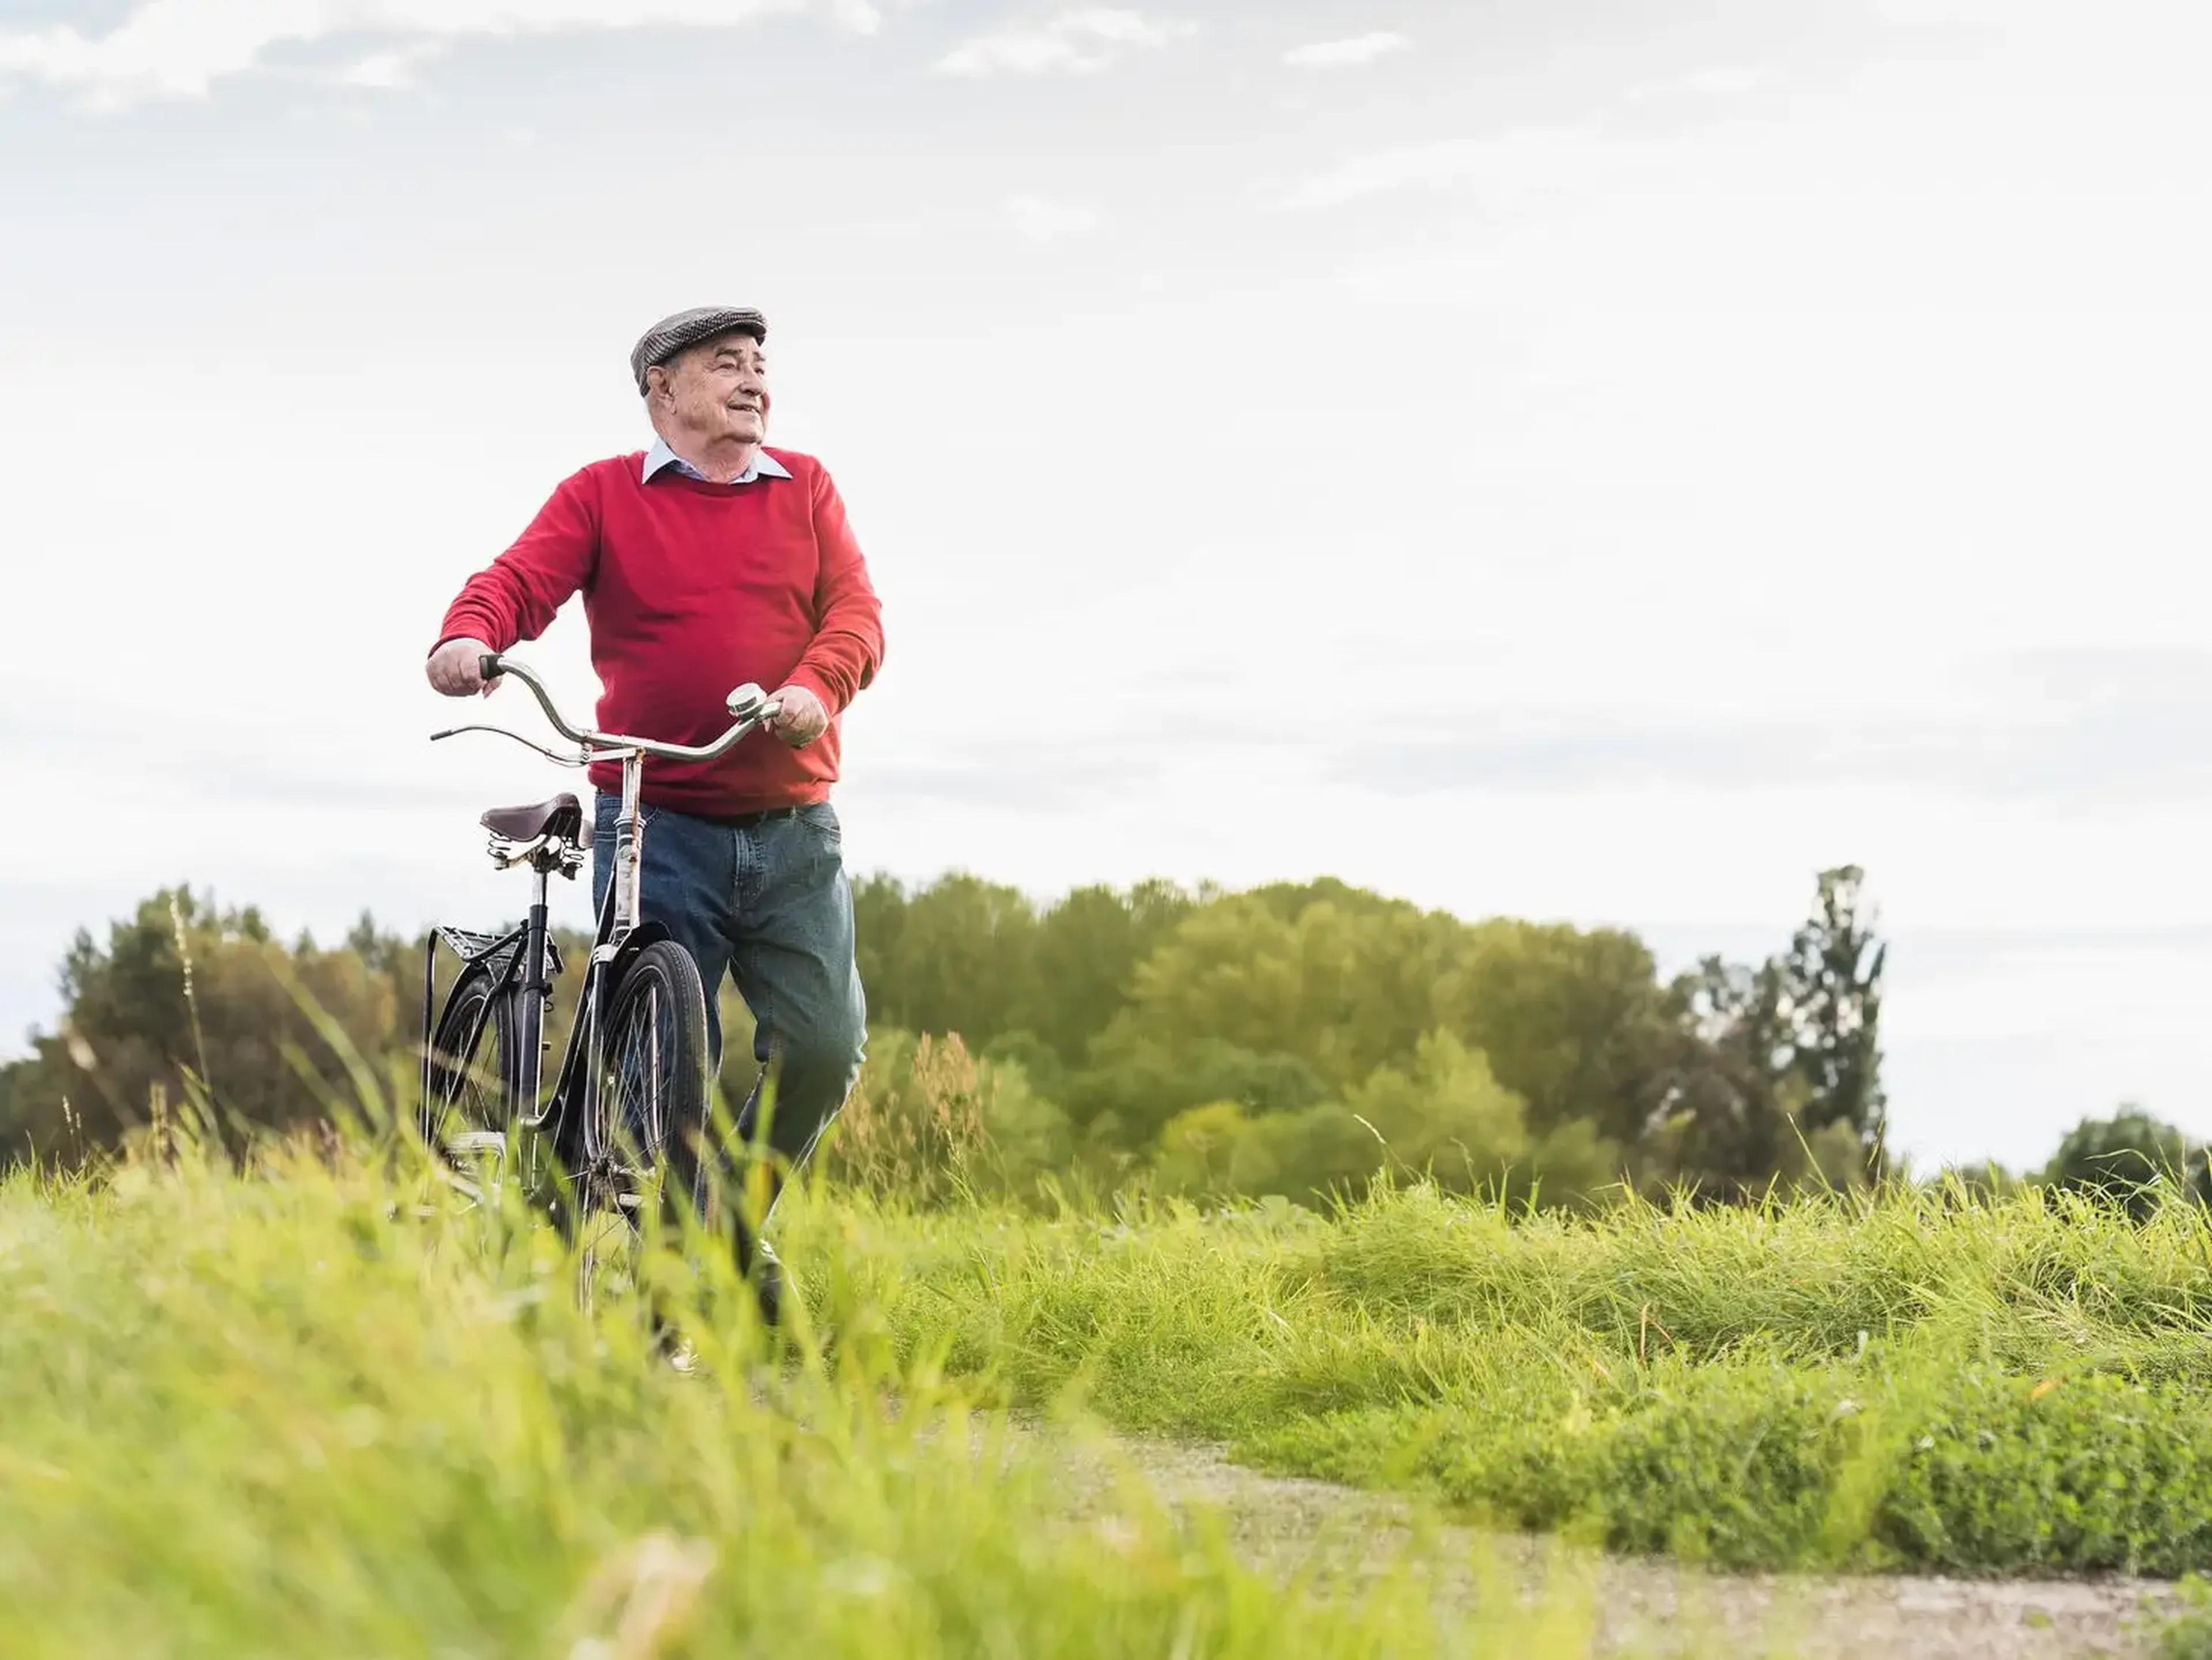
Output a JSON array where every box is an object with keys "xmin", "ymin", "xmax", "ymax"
[
  {"xmin": 1016, "ymin": 880, "xmax": 1196, "ymax": 1066},
  {"xmin": 3, "ymin": 888, "xmax": 399, "ymax": 1161},
  {"xmin": 1067, "ymin": 1025, "xmax": 1329, "ymax": 1148},
  {"xmin": 1119, "ymin": 895, "xmax": 1460, "ymax": 1090},
  {"xmin": 1638, "ymin": 867, "xmax": 1891, "ymax": 1202},
  {"xmin": 1238, "ymin": 876, "xmax": 1418, "ymax": 926},
  {"xmin": 2040, "ymin": 1109, "xmax": 2208, "ymax": 1220},
  {"xmin": 1348, "ymin": 1030, "xmax": 1531, "ymax": 1195},
  {"xmin": 1440, "ymin": 920, "xmax": 1680, "ymax": 1147},
  {"xmin": 850, "ymin": 874, "xmax": 910, "ymax": 1028},
  {"xmin": 1784, "ymin": 865, "xmax": 1888, "ymax": 1165},
  {"xmin": 1152, "ymin": 1100, "xmax": 1251, "ymax": 1199},
  {"xmin": 1642, "ymin": 955, "xmax": 1799, "ymax": 1203},
  {"xmin": 1218, "ymin": 1103, "xmax": 1383, "ymax": 1208},
  {"xmin": 861, "ymin": 873, "xmax": 1038, "ymax": 1050}
]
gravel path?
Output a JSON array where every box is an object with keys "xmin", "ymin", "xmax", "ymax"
[{"xmin": 1017, "ymin": 1424, "xmax": 2186, "ymax": 1658}]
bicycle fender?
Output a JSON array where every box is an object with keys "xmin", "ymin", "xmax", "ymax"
[{"xmin": 599, "ymin": 921, "xmax": 675, "ymax": 979}]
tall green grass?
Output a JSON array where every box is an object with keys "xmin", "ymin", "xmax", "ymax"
[
  {"xmin": 790, "ymin": 1179, "xmax": 2212, "ymax": 1576},
  {"xmin": 0, "ymin": 1137, "xmax": 1628, "ymax": 1659},
  {"xmin": 7, "ymin": 1120, "xmax": 2208, "ymax": 1659}
]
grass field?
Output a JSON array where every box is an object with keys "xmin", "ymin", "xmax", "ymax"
[
  {"xmin": 800, "ymin": 1177, "xmax": 2212, "ymax": 1580},
  {"xmin": 6, "ymin": 1130, "xmax": 2212, "ymax": 1656}
]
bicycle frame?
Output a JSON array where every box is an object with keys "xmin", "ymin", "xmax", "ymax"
[{"xmin": 419, "ymin": 654, "xmax": 777, "ymax": 1172}]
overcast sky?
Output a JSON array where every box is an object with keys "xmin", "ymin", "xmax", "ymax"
[{"xmin": 2, "ymin": 0, "xmax": 2207, "ymax": 1173}]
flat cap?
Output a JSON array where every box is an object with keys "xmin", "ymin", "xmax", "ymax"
[{"xmin": 630, "ymin": 305, "xmax": 768, "ymax": 394}]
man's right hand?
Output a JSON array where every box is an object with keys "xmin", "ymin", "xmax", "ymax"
[{"xmin": 427, "ymin": 638, "xmax": 499, "ymax": 698}]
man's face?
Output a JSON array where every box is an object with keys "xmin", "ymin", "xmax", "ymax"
[{"xmin": 656, "ymin": 332, "xmax": 768, "ymax": 445}]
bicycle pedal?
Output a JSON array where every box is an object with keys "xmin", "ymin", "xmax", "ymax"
[{"xmin": 445, "ymin": 1132, "xmax": 508, "ymax": 1158}]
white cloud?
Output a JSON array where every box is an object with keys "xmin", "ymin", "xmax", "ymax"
[
  {"xmin": 1677, "ymin": 64, "xmax": 1765, "ymax": 96},
  {"xmin": 1005, "ymin": 194, "xmax": 1101, "ymax": 240},
  {"xmin": 1628, "ymin": 65, "xmax": 1778, "ymax": 104},
  {"xmin": 1281, "ymin": 124, "xmax": 1611, "ymax": 210},
  {"xmin": 1627, "ymin": 63, "xmax": 1766, "ymax": 101},
  {"xmin": 933, "ymin": 8, "xmax": 1192, "ymax": 76},
  {"xmin": 0, "ymin": 0, "xmax": 877, "ymax": 106},
  {"xmin": 1874, "ymin": 0, "xmax": 2006, "ymax": 19},
  {"xmin": 1282, "ymin": 31, "xmax": 1408, "ymax": 69},
  {"xmin": 332, "ymin": 41, "xmax": 442, "ymax": 90}
]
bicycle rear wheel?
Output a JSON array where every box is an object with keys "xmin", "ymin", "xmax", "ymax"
[{"xmin": 421, "ymin": 966, "xmax": 522, "ymax": 1201}]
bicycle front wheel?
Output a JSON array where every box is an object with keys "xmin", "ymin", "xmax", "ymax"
[
  {"xmin": 586, "ymin": 938, "xmax": 711, "ymax": 1206},
  {"xmin": 571, "ymin": 939, "xmax": 710, "ymax": 1312}
]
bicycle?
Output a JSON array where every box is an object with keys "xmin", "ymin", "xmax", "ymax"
[{"xmin": 415, "ymin": 651, "xmax": 781, "ymax": 1295}]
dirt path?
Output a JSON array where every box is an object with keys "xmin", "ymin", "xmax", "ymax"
[{"xmin": 1015, "ymin": 1424, "xmax": 2186, "ymax": 1658}]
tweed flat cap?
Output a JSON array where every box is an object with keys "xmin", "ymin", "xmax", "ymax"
[{"xmin": 630, "ymin": 305, "xmax": 768, "ymax": 393}]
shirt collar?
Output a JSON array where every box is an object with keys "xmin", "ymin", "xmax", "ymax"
[{"xmin": 642, "ymin": 436, "xmax": 793, "ymax": 485}]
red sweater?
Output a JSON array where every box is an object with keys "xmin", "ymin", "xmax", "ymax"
[{"xmin": 434, "ymin": 447, "xmax": 884, "ymax": 818}]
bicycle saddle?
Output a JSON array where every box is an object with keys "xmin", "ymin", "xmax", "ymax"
[{"xmin": 479, "ymin": 793, "xmax": 583, "ymax": 843}]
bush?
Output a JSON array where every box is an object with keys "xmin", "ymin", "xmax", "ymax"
[
  {"xmin": 1880, "ymin": 1369, "xmax": 2212, "ymax": 1575},
  {"xmin": 819, "ymin": 1030, "xmax": 1070, "ymax": 1204}
]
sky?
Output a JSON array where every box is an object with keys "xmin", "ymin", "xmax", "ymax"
[{"xmin": 1, "ymin": 0, "xmax": 2207, "ymax": 1174}]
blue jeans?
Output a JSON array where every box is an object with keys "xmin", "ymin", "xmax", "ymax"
[{"xmin": 591, "ymin": 793, "xmax": 866, "ymax": 1231}]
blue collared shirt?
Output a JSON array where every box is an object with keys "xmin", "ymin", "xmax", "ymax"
[{"xmin": 642, "ymin": 437, "xmax": 793, "ymax": 486}]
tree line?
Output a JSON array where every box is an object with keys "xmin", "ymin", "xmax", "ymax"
[
  {"xmin": 835, "ymin": 865, "xmax": 1896, "ymax": 1205},
  {"xmin": 0, "ymin": 865, "xmax": 1886, "ymax": 1202},
  {"xmin": 0, "ymin": 863, "xmax": 2193, "ymax": 1215}
]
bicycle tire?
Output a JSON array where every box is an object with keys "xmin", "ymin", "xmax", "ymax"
[
  {"xmin": 421, "ymin": 965, "xmax": 518, "ymax": 1157},
  {"xmin": 586, "ymin": 938, "xmax": 711, "ymax": 1201},
  {"xmin": 567, "ymin": 940, "xmax": 710, "ymax": 1312}
]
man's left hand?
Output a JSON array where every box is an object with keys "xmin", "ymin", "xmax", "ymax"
[{"xmin": 768, "ymin": 684, "xmax": 829, "ymax": 747}]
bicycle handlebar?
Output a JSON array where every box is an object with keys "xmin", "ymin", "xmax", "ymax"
[{"xmin": 432, "ymin": 653, "xmax": 781, "ymax": 764}]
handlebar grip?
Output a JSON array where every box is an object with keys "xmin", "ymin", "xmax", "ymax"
[{"xmin": 478, "ymin": 654, "xmax": 505, "ymax": 681}]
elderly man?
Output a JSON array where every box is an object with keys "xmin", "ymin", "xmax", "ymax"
[{"xmin": 425, "ymin": 305, "xmax": 884, "ymax": 1321}]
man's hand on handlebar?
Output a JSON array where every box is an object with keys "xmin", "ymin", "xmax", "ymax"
[
  {"xmin": 427, "ymin": 638, "xmax": 501, "ymax": 698},
  {"xmin": 767, "ymin": 684, "xmax": 828, "ymax": 748}
]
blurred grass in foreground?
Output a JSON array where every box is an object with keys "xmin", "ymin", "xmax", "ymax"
[{"xmin": 0, "ymin": 1131, "xmax": 1624, "ymax": 1660}]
